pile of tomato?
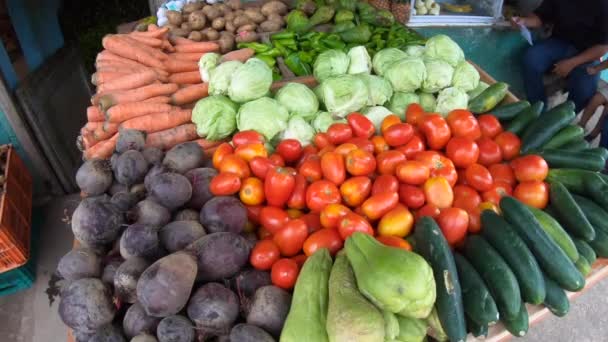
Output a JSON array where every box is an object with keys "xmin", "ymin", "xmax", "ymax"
[{"xmin": 208, "ymin": 103, "xmax": 550, "ymax": 290}]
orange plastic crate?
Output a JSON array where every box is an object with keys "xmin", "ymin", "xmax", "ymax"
[{"xmin": 0, "ymin": 146, "xmax": 32, "ymax": 273}]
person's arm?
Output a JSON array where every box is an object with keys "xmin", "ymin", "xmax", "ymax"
[
  {"xmin": 511, "ymin": 14, "xmax": 543, "ymax": 29},
  {"xmin": 588, "ymin": 59, "xmax": 608, "ymax": 75},
  {"xmin": 554, "ymin": 45, "xmax": 608, "ymax": 77}
]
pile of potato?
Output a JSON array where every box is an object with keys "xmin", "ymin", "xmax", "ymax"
[{"xmin": 163, "ymin": 0, "xmax": 288, "ymax": 50}]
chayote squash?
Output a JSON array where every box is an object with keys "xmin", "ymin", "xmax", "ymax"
[
  {"xmin": 326, "ymin": 252, "xmax": 385, "ymax": 342},
  {"xmin": 396, "ymin": 316, "xmax": 428, "ymax": 342},
  {"xmin": 383, "ymin": 310, "xmax": 400, "ymax": 340},
  {"xmin": 280, "ymin": 249, "xmax": 333, "ymax": 342},
  {"xmin": 345, "ymin": 232, "xmax": 436, "ymax": 319},
  {"xmin": 426, "ymin": 307, "xmax": 448, "ymax": 342}
]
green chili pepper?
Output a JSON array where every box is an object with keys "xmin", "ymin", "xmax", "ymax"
[
  {"xmin": 297, "ymin": 50, "xmax": 316, "ymax": 64},
  {"xmin": 321, "ymin": 37, "xmax": 346, "ymax": 50},
  {"xmin": 236, "ymin": 42, "xmax": 272, "ymax": 53},
  {"xmin": 285, "ymin": 53, "xmax": 312, "ymax": 76},
  {"xmin": 300, "ymin": 31, "xmax": 318, "ymax": 41},
  {"xmin": 258, "ymin": 48, "xmax": 283, "ymax": 58},
  {"xmin": 271, "ymin": 31, "xmax": 296, "ymax": 40}
]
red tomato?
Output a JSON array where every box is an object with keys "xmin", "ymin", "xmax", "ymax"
[
  {"xmin": 271, "ymin": 258, "xmax": 299, "ymax": 289},
  {"xmin": 232, "ymin": 130, "xmax": 265, "ymax": 147},
  {"xmin": 250, "ymin": 240, "xmax": 280, "ymax": 270},
  {"xmin": 457, "ymin": 168, "xmax": 468, "ymax": 185},
  {"xmin": 345, "ymin": 149, "xmax": 376, "ymax": 176},
  {"xmin": 511, "ymin": 155, "xmax": 549, "ymax": 182},
  {"xmin": 314, "ymin": 132, "xmax": 332, "ymax": 148},
  {"xmin": 371, "ymin": 136, "xmax": 390, "ymax": 155},
  {"xmin": 416, "ymin": 204, "xmax": 441, "ymax": 220},
  {"xmin": 347, "ymin": 137, "xmax": 375, "ymax": 154},
  {"xmin": 478, "ymin": 114, "xmax": 503, "ymax": 139},
  {"xmin": 210, "ymin": 172, "xmax": 241, "ymax": 196},
  {"xmin": 437, "ymin": 207, "xmax": 469, "ymax": 245},
  {"xmin": 467, "ymin": 207, "xmax": 482, "ymax": 233},
  {"xmin": 303, "ymin": 228, "xmax": 343, "ymax": 256},
  {"xmin": 415, "ymin": 151, "xmax": 458, "ymax": 187},
  {"xmin": 298, "ymin": 156, "xmax": 323, "ymax": 183},
  {"xmin": 239, "ymin": 177, "xmax": 264, "ymax": 205},
  {"xmin": 338, "ymin": 212, "xmax": 374, "ymax": 239},
  {"xmin": 405, "ymin": 103, "xmax": 425, "ymax": 127},
  {"xmin": 321, "ymin": 151, "xmax": 346, "ymax": 185},
  {"xmin": 234, "ymin": 143, "xmax": 267, "ymax": 162},
  {"xmin": 361, "ymin": 192, "xmax": 400, "ymax": 220},
  {"xmin": 446, "ymin": 109, "xmax": 481, "ymax": 140},
  {"xmin": 258, "ymin": 226, "xmax": 273, "ymax": 240},
  {"xmin": 465, "ymin": 163, "xmax": 494, "ymax": 192},
  {"xmin": 376, "ymin": 150, "xmax": 407, "ymax": 175},
  {"xmin": 396, "ymin": 135, "xmax": 425, "ymax": 159},
  {"xmin": 514, "ymin": 181, "xmax": 549, "ymax": 209},
  {"xmin": 287, "ymin": 174, "xmax": 307, "ymax": 209},
  {"xmin": 395, "ymin": 160, "xmax": 431, "ymax": 185},
  {"xmin": 453, "ymin": 185, "xmax": 482, "ymax": 212},
  {"xmin": 327, "ymin": 123, "xmax": 353, "ymax": 145},
  {"xmin": 318, "ymin": 146, "xmax": 336, "ymax": 158},
  {"xmin": 249, "ymin": 156, "xmax": 274, "ymax": 180},
  {"xmin": 334, "ymin": 143, "xmax": 358, "ymax": 156},
  {"xmin": 301, "ymin": 212, "xmax": 322, "ymax": 234},
  {"xmin": 264, "ymin": 167, "xmax": 295, "ymax": 207},
  {"xmin": 372, "ymin": 174, "xmax": 400, "ymax": 195},
  {"xmin": 347, "ymin": 113, "xmax": 375, "ymax": 138},
  {"xmin": 383, "ymin": 123, "xmax": 414, "ymax": 147},
  {"xmin": 376, "ymin": 236, "xmax": 413, "ymax": 251},
  {"xmin": 489, "ymin": 163, "xmax": 516, "ymax": 186},
  {"xmin": 291, "ymin": 254, "xmax": 307, "ymax": 267},
  {"xmin": 260, "ymin": 206, "xmax": 289, "ymax": 234},
  {"xmin": 306, "ymin": 180, "xmax": 341, "ymax": 212},
  {"xmin": 494, "ymin": 131, "xmax": 521, "ymax": 161},
  {"xmin": 482, "ymin": 181, "xmax": 513, "ymax": 205},
  {"xmin": 320, "ymin": 203, "xmax": 351, "ymax": 229},
  {"xmin": 268, "ymin": 153, "xmax": 285, "ymax": 167},
  {"xmin": 476, "ymin": 137, "xmax": 503, "ymax": 166},
  {"xmin": 340, "ymin": 176, "xmax": 372, "ymax": 207},
  {"xmin": 212, "ymin": 143, "xmax": 234, "ymax": 169},
  {"xmin": 381, "ymin": 114, "xmax": 402, "ymax": 134},
  {"xmin": 273, "ymin": 219, "xmax": 308, "ymax": 257},
  {"xmin": 419, "ymin": 114, "xmax": 451, "ymax": 150},
  {"xmin": 300, "ymin": 144, "xmax": 318, "ymax": 162},
  {"xmin": 276, "ymin": 139, "xmax": 303, "ymax": 163},
  {"xmin": 286, "ymin": 209, "xmax": 303, "ymax": 219},
  {"xmin": 446, "ymin": 137, "xmax": 480, "ymax": 168},
  {"xmin": 219, "ymin": 155, "xmax": 250, "ymax": 179},
  {"xmin": 246, "ymin": 205, "xmax": 263, "ymax": 226},
  {"xmin": 399, "ymin": 184, "xmax": 426, "ymax": 209},
  {"xmin": 378, "ymin": 204, "xmax": 414, "ymax": 237},
  {"xmin": 423, "ymin": 176, "xmax": 454, "ymax": 209}
]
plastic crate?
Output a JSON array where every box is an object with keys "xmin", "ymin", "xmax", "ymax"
[{"xmin": 0, "ymin": 255, "xmax": 35, "ymax": 297}]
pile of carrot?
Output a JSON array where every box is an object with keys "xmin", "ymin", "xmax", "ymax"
[{"xmin": 79, "ymin": 24, "xmax": 254, "ymax": 160}]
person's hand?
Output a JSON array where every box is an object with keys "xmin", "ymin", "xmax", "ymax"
[
  {"xmin": 553, "ymin": 58, "xmax": 578, "ymax": 77},
  {"xmin": 510, "ymin": 16, "xmax": 524, "ymax": 29},
  {"xmin": 588, "ymin": 65, "xmax": 599, "ymax": 75}
]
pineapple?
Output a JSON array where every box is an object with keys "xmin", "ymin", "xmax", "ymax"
[
  {"xmin": 392, "ymin": 0, "xmax": 411, "ymax": 24},
  {"xmin": 371, "ymin": 0, "xmax": 392, "ymax": 11}
]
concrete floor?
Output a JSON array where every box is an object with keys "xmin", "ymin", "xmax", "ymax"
[{"xmin": 0, "ymin": 194, "xmax": 606, "ymax": 342}]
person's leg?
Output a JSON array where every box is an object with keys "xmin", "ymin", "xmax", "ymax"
[
  {"xmin": 579, "ymin": 93, "xmax": 606, "ymax": 130},
  {"xmin": 588, "ymin": 104, "xmax": 608, "ymax": 139},
  {"xmin": 567, "ymin": 63, "xmax": 601, "ymax": 112},
  {"xmin": 600, "ymin": 107, "xmax": 608, "ymax": 148},
  {"xmin": 522, "ymin": 38, "xmax": 578, "ymax": 106}
]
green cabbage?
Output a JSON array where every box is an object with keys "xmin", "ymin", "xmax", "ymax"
[
  {"xmin": 418, "ymin": 92, "xmax": 437, "ymax": 112},
  {"xmin": 405, "ymin": 45, "xmax": 425, "ymax": 57},
  {"xmin": 452, "ymin": 61, "xmax": 480, "ymax": 92},
  {"xmin": 388, "ymin": 92, "xmax": 420, "ymax": 120},
  {"xmin": 316, "ymin": 74, "xmax": 369, "ymax": 117},
  {"xmin": 467, "ymin": 81, "xmax": 490, "ymax": 100},
  {"xmin": 435, "ymin": 87, "xmax": 469, "ymax": 116},
  {"xmin": 422, "ymin": 58, "xmax": 454, "ymax": 93},
  {"xmin": 280, "ymin": 116, "xmax": 316, "ymax": 146},
  {"xmin": 372, "ymin": 48, "xmax": 408, "ymax": 76},
  {"xmin": 347, "ymin": 46, "xmax": 372, "ymax": 74},
  {"xmin": 311, "ymin": 111, "xmax": 346, "ymax": 132},
  {"xmin": 424, "ymin": 34, "xmax": 465, "ymax": 67},
  {"xmin": 192, "ymin": 95, "xmax": 239, "ymax": 140},
  {"xmin": 198, "ymin": 52, "xmax": 220, "ymax": 83},
  {"xmin": 228, "ymin": 58, "xmax": 273, "ymax": 103},
  {"xmin": 359, "ymin": 74, "xmax": 393, "ymax": 106},
  {"xmin": 236, "ymin": 97, "xmax": 289, "ymax": 140},
  {"xmin": 384, "ymin": 57, "xmax": 426, "ymax": 93},
  {"xmin": 362, "ymin": 106, "xmax": 393, "ymax": 133},
  {"xmin": 275, "ymin": 83, "xmax": 319, "ymax": 121},
  {"xmin": 314, "ymin": 49, "xmax": 350, "ymax": 82},
  {"xmin": 208, "ymin": 61, "xmax": 242, "ymax": 96}
]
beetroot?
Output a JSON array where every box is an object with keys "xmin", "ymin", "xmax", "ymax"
[
  {"xmin": 159, "ymin": 221, "xmax": 206, "ymax": 253},
  {"xmin": 76, "ymin": 159, "xmax": 112, "ymax": 195},
  {"xmin": 200, "ymin": 196, "xmax": 246, "ymax": 234},
  {"xmin": 72, "ymin": 197, "xmax": 123, "ymax": 246},
  {"xmin": 147, "ymin": 173, "xmax": 192, "ymax": 210},
  {"xmin": 101, "ymin": 259, "xmax": 123, "ymax": 286},
  {"xmin": 246, "ymin": 286, "xmax": 291, "ymax": 337},
  {"xmin": 144, "ymin": 164, "xmax": 169, "ymax": 189},
  {"xmin": 111, "ymin": 191, "xmax": 140, "ymax": 211},
  {"xmin": 162, "ymin": 142, "xmax": 204, "ymax": 174},
  {"xmin": 187, "ymin": 232, "xmax": 250, "ymax": 282},
  {"xmin": 142, "ymin": 147, "xmax": 164, "ymax": 165},
  {"xmin": 184, "ymin": 168, "xmax": 217, "ymax": 209},
  {"xmin": 232, "ymin": 269, "xmax": 271, "ymax": 299},
  {"xmin": 116, "ymin": 129, "xmax": 146, "ymax": 153},
  {"xmin": 115, "ymin": 150, "xmax": 148, "ymax": 186},
  {"xmin": 123, "ymin": 302, "xmax": 161, "ymax": 339},
  {"xmin": 187, "ymin": 283, "xmax": 239, "ymax": 336},
  {"xmin": 108, "ymin": 181, "xmax": 128, "ymax": 196},
  {"xmin": 129, "ymin": 199, "xmax": 171, "ymax": 227},
  {"xmin": 57, "ymin": 248, "xmax": 101, "ymax": 281},
  {"xmin": 156, "ymin": 315, "xmax": 195, "ymax": 342},
  {"xmin": 88, "ymin": 324, "xmax": 126, "ymax": 342},
  {"xmin": 173, "ymin": 209, "xmax": 200, "ymax": 221},
  {"xmin": 59, "ymin": 278, "xmax": 116, "ymax": 333},
  {"xmin": 119, "ymin": 224, "xmax": 160, "ymax": 260},
  {"xmin": 230, "ymin": 324, "xmax": 275, "ymax": 342},
  {"xmin": 114, "ymin": 257, "xmax": 150, "ymax": 303}
]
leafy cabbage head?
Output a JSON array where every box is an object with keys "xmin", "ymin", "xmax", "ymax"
[
  {"xmin": 311, "ymin": 111, "xmax": 346, "ymax": 133},
  {"xmin": 280, "ymin": 116, "xmax": 315, "ymax": 146},
  {"xmin": 405, "ymin": 45, "xmax": 425, "ymax": 57},
  {"xmin": 192, "ymin": 95, "xmax": 239, "ymax": 140},
  {"xmin": 435, "ymin": 87, "xmax": 468, "ymax": 116},
  {"xmin": 359, "ymin": 74, "xmax": 393, "ymax": 106},
  {"xmin": 372, "ymin": 48, "xmax": 408, "ymax": 76},
  {"xmin": 314, "ymin": 49, "xmax": 350, "ymax": 82},
  {"xmin": 228, "ymin": 58, "xmax": 273, "ymax": 103},
  {"xmin": 452, "ymin": 61, "xmax": 480, "ymax": 92},
  {"xmin": 347, "ymin": 46, "xmax": 372, "ymax": 75},
  {"xmin": 388, "ymin": 92, "xmax": 419, "ymax": 120},
  {"xmin": 424, "ymin": 34, "xmax": 465, "ymax": 67},
  {"xmin": 198, "ymin": 52, "xmax": 220, "ymax": 83},
  {"xmin": 275, "ymin": 83, "xmax": 319, "ymax": 121},
  {"xmin": 362, "ymin": 106, "xmax": 393, "ymax": 133},
  {"xmin": 384, "ymin": 57, "xmax": 426, "ymax": 93},
  {"xmin": 317, "ymin": 74, "xmax": 369, "ymax": 117},
  {"xmin": 422, "ymin": 58, "xmax": 454, "ymax": 93},
  {"xmin": 208, "ymin": 61, "xmax": 242, "ymax": 96},
  {"xmin": 417, "ymin": 92, "xmax": 436, "ymax": 112},
  {"xmin": 236, "ymin": 97, "xmax": 289, "ymax": 140}
]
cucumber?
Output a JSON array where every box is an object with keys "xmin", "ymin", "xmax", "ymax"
[
  {"xmin": 480, "ymin": 211, "xmax": 545, "ymax": 304},
  {"xmin": 541, "ymin": 125, "xmax": 585, "ymax": 149},
  {"xmin": 571, "ymin": 194, "xmax": 608, "ymax": 233},
  {"xmin": 520, "ymin": 101, "xmax": 576, "ymax": 153},
  {"xmin": 542, "ymin": 274, "xmax": 570, "ymax": 317},
  {"xmin": 560, "ymin": 138, "xmax": 589, "ymax": 151},
  {"xmin": 587, "ymin": 147, "xmax": 608, "ymax": 161},
  {"xmin": 463, "ymin": 235, "xmax": 521, "ymax": 320},
  {"xmin": 549, "ymin": 182, "xmax": 596, "ymax": 241},
  {"xmin": 453, "ymin": 252, "xmax": 499, "ymax": 326},
  {"xmin": 499, "ymin": 196, "xmax": 585, "ymax": 292},
  {"xmin": 546, "ymin": 168, "xmax": 597, "ymax": 194},
  {"xmin": 584, "ymin": 173, "xmax": 608, "ymax": 210},
  {"xmin": 573, "ymin": 238, "xmax": 597, "ymax": 265},
  {"xmin": 466, "ymin": 315, "xmax": 488, "ymax": 339},
  {"xmin": 501, "ymin": 301, "xmax": 529, "ymax": 338},
  {"xmin": 529, "ymin": 206, "xmax": 579, "ymax": 263},
  {"xmin": 490, "ymin": 100, "xmax": 531, "ymax": 121},
  {"xmin": 537, "ymin": 149, "xmax": 605, "ymax": 171},
  {"xmin": 414, "ymin": 217, "xmax": 466, "ymax": 342},
  {"xmin": 574, "ymin": 254, "xmax": 592, "ymax": 276},
  {"xmin": 468, "ymin": 82, "xmax": 509, "ymax": 114},
  {"xmin": 505, "ymin": 101, "xmax": 543, "ymax": 135},
  {"xmin": 589, "ymin": 227, "xmax": 608, "ymax": 257}
]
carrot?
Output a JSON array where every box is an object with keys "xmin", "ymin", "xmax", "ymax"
[
  {"xmin": 171, "ymin": 83, "xmax": 208, "ymax": 105},
  {"xmin": 220, "ymin": 48, "xmax": 255, "ymax": 63},
  {"xmin": 97, "ymin": 69, "xmax": 158, "ymax": 93},
  {"xmin": 164, "ymin": 58, "xmax": 199, "ymax": 73},
  {"xmin": 95, "ymin": 60, "xmax": 150, "ymax": 72},
  {"xmin": 106, "ymin": 102, "xmax": 174, "ymax": 123},
  {"xmin": 174, "ymin": 42, "xmax": 220, "ymax": 53},
  {"xmin": 119, "ymin": 35, "xmax": 168, "ymax": 61},
  {"xmin": 85, "ymin": 121, "xmax": 104, "ymax": 130},
  {"xmin": 93, "ymin": 123, "xmax": 118, "ymax": 140},
  {"xmin": 145, "ymin": 123, "xmax": 198, "ymax": 150},
  {"xmin": 96, "ymin": 50, "xmax": 128, "ymax": 63},
  {"xmin": 204, "ymin": 145, "xmax": 219, "ymax": 157},
  {"xmin": 102, "ymin": 35, "xmax": 165, "ymax": 69},
  {"xmin": 171, "ymin": 52, "xmax": 207, "ymax": 61},
  {"xmin": 161, "ymin": 39, "xmax": 175, "ymax": 53},
  {"xmin": 169, "ymin": 36, "xmax": 194, "ymax": 46},
  {"xmin": 129, "ymin": 35, "xmax": 163, "ymax": 48},
  {"xmin": 87, "ymin": 106, "xmax": 105, "ymax": 121},
  {"xmin": 142, "ymin": 96, "xmax": 171, "ymax": 104},
  {"xmin": 92, "ymin": 71, "xmax": 128, "ymax": 85},
  {"xmin": 194, "ymin": 138, "xmax": 226, "ymax": 150},
  {"xmin": 168, "ymin": 71, "xmax": 202, "ymax": 85},
  {"xmin": 131, "ymin": 25, "xmax": 169, "ymax": 38},
  {"xmin": 80, "ymin": 132, "xmax": 98, "ymax": 150},
  {"xmin": 98, "ymin": 83, "xmax": 179, "ymax": 110},
  {"xmin": 85, "ymin": 134, "xmax": 118, "ymax": 160},
  {"xmin": 120, "ymin": 109, "xmax": 192, "ymax": 133}
]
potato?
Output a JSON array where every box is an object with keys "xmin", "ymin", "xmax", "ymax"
[
  {"xmin": 188, "ymin": 11, "xmax": 207, "ymax": 30},
  {"xmin": 233, "ymin": 15, "xmax": 252, "ymax": 28},
  {"xmin": 225, "ymin": 0, "xmax": 242, "ymax": 10},
  {"xmin": 267, "ymin": 13, "xmax": 285, "ymax": 25},
  {"xmin": 237, "ymin": 23, "xmax": 257, "ymax": 33},
  {"xmin": 259, "ymin": 20, "xmax": 283, "ymax": 32},
  {"xmin": 171, "ymin": 28, "xmax": 190, "ymax": 38},
  {"xmin": 166, "ymin": 10, "xmax": 183, "ymax": 25},
  {"xmin": 261, "ymin": 1, "xmax": 288, "ymax": 16},
  {"xmin": 224, "ymin": 21, "xmax": 236, "ymax": 34},
  {"xmin": 216, "ymin": 3, "xmax": 230, "ymax": 15},
  {"xmin": 180, "ymin": 22, "xmax": 192, "ymax": 31},
  {"xmin": 218, "ymin": 32, "xmax": 235, "ymax": 53},
  {"xmin": 182, "ymin": 2, "xmax": 203, "ymax": 13},
  {"xmin": 59, "ymin": 278, "xmax": 116, "ymax": 333},
  {"xmin": 203, "ymin": 6, "xmax": 221, "ymax": 20},
  {"xmin": 188, "ymin": 31, "xmax": 203, "ymax": 41},
  {"xmin": 182, "ymin": 13, "xmax": 190, "ymax": 22},
  {"xmin": 212, "ymin": 17, "xmax": 226, "ymax": 30},
  {"xmin": 245, "ymin": 8, "xmax": 266, "ymax": 24},
  {"xmin": 205, "ymin": 28, "xmax": 220, "ymax": 41},
  {"xmin": 235, "ymin": 31, "xmax": 259, "ymax": 43},
  {"xmin": 225, "ymin": 11, "xmax": 236, "ymax": 22},
  {"xmin": 164, "ymin": 24, "xmax": 178, "ymax": 31}
]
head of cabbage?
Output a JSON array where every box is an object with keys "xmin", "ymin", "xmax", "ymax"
[
  {"xmin": 280, "ymin": 116, "xmax": 315, "ymax": 146},
  {"xmin": 384, "ymin": 57, "xmax": 426, "ymax": 93},
  {"xmin": 311, "ymin": 111, "xmax": 347, "ymax": 133},
  {"xmin": 347, "ymin": 46, "xmax": 372, "ymax": 75},
  {"xmin": 405, "ymin": 45, "xmax": 425, "ymax": 58},
  {"xmin": 359, "ymin": 74, "xmax": 393, "ymax": 107},
  {"xmin": 314, "ymin": 49, "xmax": 350, "ymax": 82},
  {"xmin": 236, "ymin": 97, "xmax": 289, "ymax": 140},
  {"xmin": 316, "ymin": 74, "xmax": 369, "ymax": 118},
  {"xmin": 362, "ymin": 106, "xmax": 393, "ymax": 134},
  {"xmin": 275, "ymin": 83, "xmax": 319, "ymax": 121},
  {"xmin": 372, "ymin": 48, "xmax": 408, "ymax": 76},
  {"xmin": 422, "ymin": 58, "xmax": 454, "ymax": 93},
  {"xmin": 192, "ymin": 95, "xmax": 239, "ymax": 140},
  {"xmin": 199, "ymin": 53, "xmax": 220, "ymax": 83},
  {"xmin": 228, "ymin": 58, "xmax": 273, "ymax": 103},
  {"xmin": 435, "ymin": 87, "xmax": 468, "ymax": 116},
  {"xmin": 424, "ymin": 34, "xmax": 465, "ymax": 67},
  {"xmin": 417, "ymin": 92, "xmax": 436, "ymax": 112},
  {"xmin": 208, "ymin": 61, "xmax": 242, "ymax": 96},
  {"xmin": 388, "ymin": 92, "xmax": 419, "ymax": 120},
  {"xmin": 451, "ymin": 61, "xmax": 480, "ymax": 92}
]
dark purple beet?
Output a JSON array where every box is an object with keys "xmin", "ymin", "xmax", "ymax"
[
  {"xmin": 184, "ymin": 168, "xmax": 217, "ymax": 210},
  {"xmin": 200, "ymin": 196, "xmax": 246, "ymax": 234},
  {"xmin": 186, "ymin": 283, "xmax": 239, "ymax": 337},
  {"xmin": 187, "ymin": 232, "xmax": 251, "ymax": 282}
]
